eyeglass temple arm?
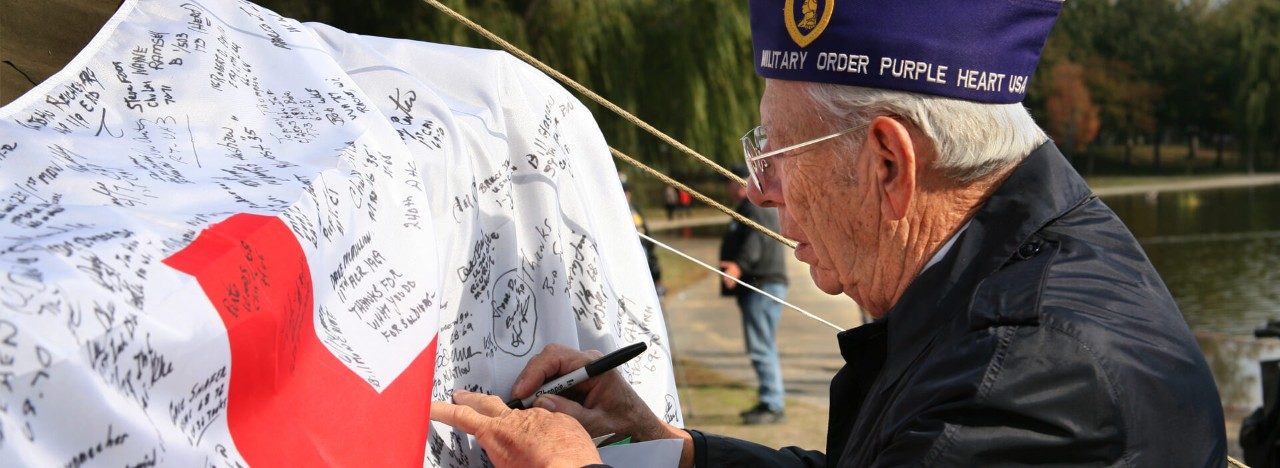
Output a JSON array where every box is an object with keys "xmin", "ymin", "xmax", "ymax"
[{"xmin": 747, "ymin": 125, "xmax": 865, "ymax": 161}]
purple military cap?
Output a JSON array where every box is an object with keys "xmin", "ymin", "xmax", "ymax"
[{"xmin": 749, "ymin": 0, "xmax": 1063, "ymax": 104}]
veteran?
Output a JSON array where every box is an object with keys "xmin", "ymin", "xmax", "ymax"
[{"xmin": 433, "ymin": 0, "xmax": 1228, "ymax": 466}]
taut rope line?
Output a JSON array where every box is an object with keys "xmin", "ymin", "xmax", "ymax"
[
  {"xmin": 611, "ymin": 147, "xmax": 796, "ymax": 248},
  {"xmin": 638, "ymin": 232, "xmax": 842, "ymax": 331}
]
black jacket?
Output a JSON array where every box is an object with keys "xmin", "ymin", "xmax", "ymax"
[
  {"xmin": 689, "ymin": 143, "xmax": 1226, "ymax": 467},
  {"xmin": 719, "ymin": 200, "xmax": 788, "ymax": 294}
]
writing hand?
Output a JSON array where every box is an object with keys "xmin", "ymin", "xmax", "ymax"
[
  {"xmin": 432, "ymin": 390, "xmax": 601, "ymax": 467},
  {"xmin": 511, "ymin": 344, "xmax": 693, "ymax": 467}
]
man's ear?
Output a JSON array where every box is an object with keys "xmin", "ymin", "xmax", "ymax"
[{"xmin": 867, "ymin": 116, "xmax": 916, "ymax": 221}]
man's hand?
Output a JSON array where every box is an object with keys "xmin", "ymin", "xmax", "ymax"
[
  {"xmin": 511, "ymin": 344, "xmax": 666, "ymax": 440},
  {"xmin": 431, "ymin": 390, "xmax": 602, "ymax": 467},
  {"xmin": 719, "ymin": 261, "xmax": 742, "ymax": 290},
  {"xmin": 511, "ymin": 344, "xmax": 695, "ymax": 468}
]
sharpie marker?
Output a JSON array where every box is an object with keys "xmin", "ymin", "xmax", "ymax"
[{"xmin": 506, "ymin": 342, "xmax": 648, "ymax": 409}]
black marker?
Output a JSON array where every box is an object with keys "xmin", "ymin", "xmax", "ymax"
[{"xmin": 506, "ymin": 342, "xmax": 648, "ymax": 409}]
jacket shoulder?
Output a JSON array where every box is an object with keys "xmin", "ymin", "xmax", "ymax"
[
  {"xmin": 970, "ymin": 197, "xmax": 1178, "ymax": 331},
  {"xmin": 963, "ymin": 197, "xmax": 1226, "ymax": 466}
]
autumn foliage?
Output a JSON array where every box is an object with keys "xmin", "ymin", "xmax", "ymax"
[{"xmin": 1045, "ymin": 61, "xmax": 1101, "ymax": 155}]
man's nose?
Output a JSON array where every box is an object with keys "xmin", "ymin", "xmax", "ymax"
[{"xmin": 747, "ymin": 176, "xmax": 781, "ymax": 208}]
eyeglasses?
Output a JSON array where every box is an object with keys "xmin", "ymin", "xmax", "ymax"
[{"xmin": 741, "ymin": 124, "xmax": 865, "ymax": 191}]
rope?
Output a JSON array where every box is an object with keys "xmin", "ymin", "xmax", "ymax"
[
  {"xmin": 421, "ymin": 0, "xmax": 743, "ymax": 186},
  {"xmin": 611, "ymin": 147, "xmax": 795, "ymax": 248},
  {"xmin": 639, "ymin": 232, "xmax": 844, "ymax": 332}
]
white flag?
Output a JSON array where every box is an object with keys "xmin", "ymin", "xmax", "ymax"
[{"xmin": 0, "ymin": 0, "xmax": 680, "ymax": 466}]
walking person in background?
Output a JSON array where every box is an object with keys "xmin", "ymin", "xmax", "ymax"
[
  {"xmin": 719, "ymin": 164, "xmax": 789, "ymax": 424},
  {"xmin": 677, "ymin": 187, "xmax": 693, "ymax": 217},
  {"xmin": 664, "ymin": 184, "xmax": 680, "ymax": 220}
]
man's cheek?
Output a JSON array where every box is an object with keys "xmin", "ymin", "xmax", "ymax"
[
  {"xmin": 784, "ymin": 167, "xmax": 823, "ymax": 208},
  {"xmin": 785, "ymin": 177, "xmax": 824, "ymax": 227},
  {"xmin": 799, "ymin": 199, "xmax": 841, "ymax": 259},
  {"xmin": 777, "ymin": 207, "xmax": 794, "ymax": 232}
]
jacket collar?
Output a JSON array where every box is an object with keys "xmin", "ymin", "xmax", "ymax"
[{"xmin": 866, "ymin": 141, "xmax": 1094, "ymax": 383}]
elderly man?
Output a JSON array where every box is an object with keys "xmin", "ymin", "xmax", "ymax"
[{"xmin": 433, "ymin": 0, "xmax": 1228, "ymax": 466}]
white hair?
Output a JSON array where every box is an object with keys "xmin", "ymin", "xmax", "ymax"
[{"xmin": 806, "ymin": 82, "xmax": 1049, "ymax": 184}]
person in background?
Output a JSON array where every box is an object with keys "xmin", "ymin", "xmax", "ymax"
[
  {"xmin": 626, "ymin": 181, "xmax": 665, "ymax": 298},
  {"xmin": 664, "ymin": 184, "xmax": 680, "ymax": 220},
  {"xmin": 718, "ymin": 164, "xmax": 789, "ymax": 424},
  {"xmin": 677, "ymin": 188, "xmax": 692, "ymax": 217}
]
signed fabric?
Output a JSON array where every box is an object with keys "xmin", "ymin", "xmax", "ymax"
[{"xmin": 0, "ymin": 0, "xmax": 679, "ymax": 466}]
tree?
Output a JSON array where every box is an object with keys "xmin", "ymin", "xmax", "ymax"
[
  {"xmin": 1227, "ymin": 0, "xmax": 1280, "ymax": 173},
  {"xmin": 1045, "ymin": 61, "xmax": 1101, "ymax": 172},
  {"xmin": 1105, "ymin": 0, "xmax": 1190, "ymax": 171},
  {"xmin": 1084, "ymin": 58, "xmax": 1158, "ymax": 169}
]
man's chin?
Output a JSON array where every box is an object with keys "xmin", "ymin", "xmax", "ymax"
[{"xmin": 809, "ymin": 265, "xmax": 844, "ymax": 295}]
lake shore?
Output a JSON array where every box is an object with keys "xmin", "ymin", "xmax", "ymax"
[
  {"xmin": 647, "ymin": 172, "xmax": 1280, "ymax": 232},
  {"xmin": 1090, "ymin": 173, "xmax": 1280, "ymax": 196}
]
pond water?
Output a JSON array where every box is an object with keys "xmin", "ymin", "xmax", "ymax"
[{"xmin": 1103, "ymin": 184, "xmax": 1280, "ymax": 336}]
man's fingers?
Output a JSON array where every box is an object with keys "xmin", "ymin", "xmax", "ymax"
[
  {"xmin": 431, "ymin": 401, "xmax": 489, "ymax": 434},
  {"xmin": 533, "ymin": 394, "xmax": 608, "ymax": 436},
  {"xmin": 451, "ymin": 390, "xmax": 510, "ymax": 417},
  {"xmin": 512, "ymin": 349, "xmax": 564, "ymax": 397},
  {"xmin": 513, "ymin": 345, "xmax": 595, "ymax": 395},
  {"xmin": 534, "ymin": 394, "xmax": 589, "ymax": 420},
  {"xmin": 512, "ymin": 345, "xmax": 603, "ymax": 397}
]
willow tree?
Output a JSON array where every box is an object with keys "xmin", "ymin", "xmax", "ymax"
[
  {"xmin": 1228, "ymin": 0, "xmax": 1280, "ymax": 173},
  {"xmin": 517, "ymin": 1, "xmax": 761, "ymax": 181}
]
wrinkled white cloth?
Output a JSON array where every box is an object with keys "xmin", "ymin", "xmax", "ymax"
[{"xmin": 0, "ymin": 0, "xmax": 679, "ymax": 466}]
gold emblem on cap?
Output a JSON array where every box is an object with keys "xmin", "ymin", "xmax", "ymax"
[{"xmin": 785, "ymin": 0, "xmax": 833, "ymax": 48}]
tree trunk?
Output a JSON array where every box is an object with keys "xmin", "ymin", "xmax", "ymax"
[
  {"xmin": 1153, "ymin": 129, "xmax": 1162, "ymax": 171},
  {"xmin": 1273, "ymin": 138, "xmax": 1280, "ymax": 170},
  {"xmin": 1245, "ymin": 137, "xmax": 1256, "ymax": 174},
  {"xmin": 1215, "ymin": 133, "xmax": 1225, "ymax": 168},
  {"xmin": 1185, "ymin": 131, "xmax": 1197, "ymax": 174},
  {"xmin": 1124, "ymin": 134, "xmax": 1134, "ymax": 168},
  {"xmin": 1188, "ymin": 131, "xmax": 1199, "ymax": 160}
]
